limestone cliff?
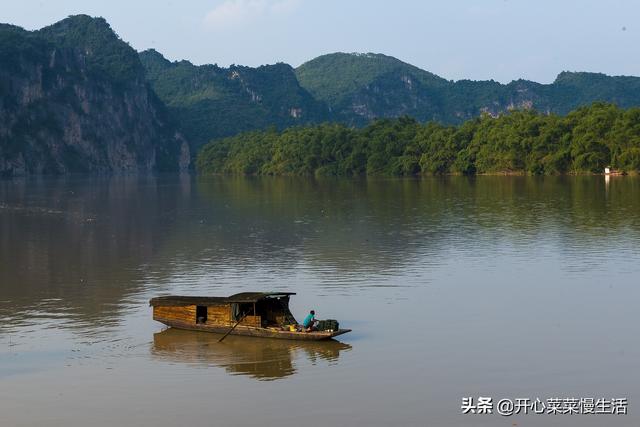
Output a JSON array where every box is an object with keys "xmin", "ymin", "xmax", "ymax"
[{"xmin": 0, "ymin": 16, "xmax": 189, "ymax": 176}]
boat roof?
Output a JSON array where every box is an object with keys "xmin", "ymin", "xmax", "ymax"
[{"xmin": 149, "ymin": 292, "xmax": 296, "ymax": 307}]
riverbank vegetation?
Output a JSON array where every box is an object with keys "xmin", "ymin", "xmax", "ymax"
[{"xmin": 197, "ymin": 103, "xmax": 640, "ymax": 176}]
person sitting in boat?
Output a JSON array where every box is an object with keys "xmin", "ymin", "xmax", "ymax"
[{"xmin": 302, "ymin": 310, "xmax": 317, "ymax": 331}]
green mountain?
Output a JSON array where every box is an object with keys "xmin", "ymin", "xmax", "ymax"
[
  {"xmin": 5, "ymin": 14, "xmax": 640, "ymax": 177},
  {"xmin": 0, "ymin": 15, "xmax": 189, "ymax": 176},
  {"xmin": 295, "ymin": 52, "xmax": 450, "ymax": 124},
  {"xmin": 295, "ymin": 52, "xmax": 640, "ymax": 126},
  {"xmin": 139, "ymin": 49, "xmax": 329, "ymax": 150},
  {"xmin": 295, "ymin": 52, "xmax": 448, "ymax": 106}
]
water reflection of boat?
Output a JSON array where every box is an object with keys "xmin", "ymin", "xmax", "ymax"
[
  {"xmin": 150, "ymin": 292, "xmax": 351, "ymax": 340},
  {"xmin": 151, "ymin": 328, "xmax": 352, "ymax": 380}
]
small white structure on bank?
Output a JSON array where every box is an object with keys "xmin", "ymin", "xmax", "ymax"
[{"xmin": 604, "ymin": 166, "xmax": 611, "ymax": 174}]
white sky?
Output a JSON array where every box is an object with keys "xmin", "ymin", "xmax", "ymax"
[{"xmin": 1, "ymin": 0, "xmax": 638, "ymax": 83}]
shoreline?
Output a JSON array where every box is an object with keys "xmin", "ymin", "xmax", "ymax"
[{"xmin": 196, "ymin": 171, "xmax": 637, "ymax": 177}]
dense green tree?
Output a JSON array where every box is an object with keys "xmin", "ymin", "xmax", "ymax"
[{"xmin": 197, "ymin": 103, "xmax": 640, "ymax": 176}]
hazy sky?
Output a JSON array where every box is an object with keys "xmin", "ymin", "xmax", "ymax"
[{"xmin": 2, "ymin": 0, "xmax": 638, "ymax": 83}]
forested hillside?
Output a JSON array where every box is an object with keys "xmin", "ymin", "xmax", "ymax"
[
  {"xmin": 295, "ymin": 53, "xmax": 640, "ymax": 126},
  {"xmin": 143, "ymin": 50, "xmax": 640, "ymax": 147},
  {"xmin": 140, "ymin": 49, "xmax": 328, "ymax": 150},
  {"xmin": 197, "ymin": 103, "xmax": 640, "ymax": 176}
]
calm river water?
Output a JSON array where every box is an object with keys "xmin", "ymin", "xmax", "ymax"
[{"xmin": 1, "ymin": 175, "xmax": 639, "ymax": 427}]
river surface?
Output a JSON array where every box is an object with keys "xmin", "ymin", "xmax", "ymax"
[{"xmin": 1, "ymin": 175, "xmax": 639, "ymax": 427}]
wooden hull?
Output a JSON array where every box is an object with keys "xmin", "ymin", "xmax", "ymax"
[{"xmin": 158, "ymin": 319, "xmax": 351, "ymax": 341}]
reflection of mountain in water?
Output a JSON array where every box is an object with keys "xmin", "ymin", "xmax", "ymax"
[
  {"xmin": 0, "ymin": 175, "xmax": 196, "ymax": 334},
  {"xmin": 151, "ymin": 328, "xmax": 351, "ymax": 380},
  {"xmin": 2, "ymin": 175, "xmax": 639, "ymax": 335},
  {"xmin": 150, "ymin": 175, "xmax": 640, "ymax": 281}
]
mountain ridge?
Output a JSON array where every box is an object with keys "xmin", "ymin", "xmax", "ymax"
[
  {"xmin": 294, "ymin": 52, "xmax": 640, "ymax": 126},
  {"xmin": 140, "ymin": 48, "xmax": 329, "ymax": 150},
  {"xmin": 142, "ymin": 47, "xmax": 640, "ymax": 150},
  {"xmin": 4, "ymin": 15, "xmax": 640, "ymax": 176}
]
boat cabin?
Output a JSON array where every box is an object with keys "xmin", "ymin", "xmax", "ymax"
[{"xmin": 151, "ymin": 292, "xmax": 297, "ymax": 329}]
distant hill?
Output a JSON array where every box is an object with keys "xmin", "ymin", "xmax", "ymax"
[
  {"xmin": 146, "ymin": 49, "xmax": 640, "ymax": 149},
  {"xmin": 295, "ymin": 52, "xmax": 448, "ymax": 106},
  {"xmin": 295, "ymin": 52, "xmax": 640, "ymax": 125},
  {"xmin": 295, "ymin": 52, "xmax": 451, "ymax": 124},
  {"xmin": 140, "ymin": 49, "xmax": 329, "ymax": 150},
  {"xmin": 0, "ymin": 15, "xmax": 189, "ymax": 176}
]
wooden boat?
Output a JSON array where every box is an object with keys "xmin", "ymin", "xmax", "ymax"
[{"xmin": 149, "ymin": 292, "xmax": 351, "ymax": 341}]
